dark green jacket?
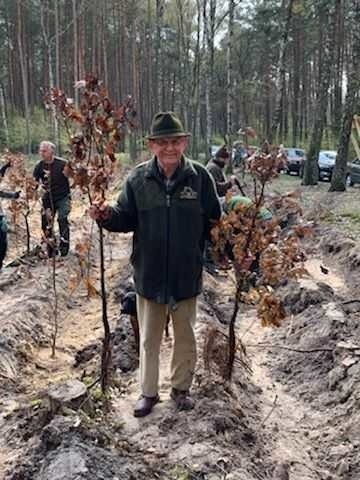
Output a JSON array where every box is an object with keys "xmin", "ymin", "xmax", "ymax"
[{"xmin": 102, "ymin": 157, "xmax": 221, "ymax": 304}]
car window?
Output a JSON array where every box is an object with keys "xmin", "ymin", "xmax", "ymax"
[
  {"xmin": 323, "ymin": 152, "xmax": 336, "ymax": 159},
  {"xmin": 285, "ymin": 148, "xmax": 296, "ymax": 156},
  {"xmin": 295, "ymin": 149, "xmax": 304, "ymax": 156}
]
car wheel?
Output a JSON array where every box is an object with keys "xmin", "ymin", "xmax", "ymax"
[{"xmin": 345, "ymin": 174, "xmax": 353, "ymax": 187}]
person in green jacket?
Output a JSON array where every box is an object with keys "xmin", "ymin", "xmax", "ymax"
[
  {"xmin": 223, "ymin": 194, "xmax": 273, "ymax": 279},
  {"xmin": 224, "ymin": 194, "xmax": 273, "ymax": 220},
  {"xmin": 90, "ymin": 112, "xmax": 221, "ymax": 417}
]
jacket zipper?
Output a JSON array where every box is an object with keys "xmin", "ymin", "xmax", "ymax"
[{"xmin": 164, "ymin": 187, "xmax": 171, "ymax": 303}]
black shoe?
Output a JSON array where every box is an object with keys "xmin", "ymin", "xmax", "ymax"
[
  {"xmin": 133, "ymin": 394, "xmax": 160, "ymax": 417},
  {"xmin": 170, "ymin": 388, "xmax": 195, "ymax": 411}
]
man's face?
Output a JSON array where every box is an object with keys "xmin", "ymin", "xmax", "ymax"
[
  {"xmin": 148, "ymin": 136, "xmax": 188, "ymax": 168},
  {"xmin": 39, "ymin": 144, "xmax": 54, "ymax": 162}
]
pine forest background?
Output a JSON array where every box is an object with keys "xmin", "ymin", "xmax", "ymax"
[{"xmin": 0, "ymin": 0, "xmax": 358, "ymax": 162}]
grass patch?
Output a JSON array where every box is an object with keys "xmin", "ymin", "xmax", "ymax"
[
  {"xmin": 166, "ymin": 465, "xmax": 193, "ymax": 480},
  {"xmin": 339, "ymin": 211, "xmax": 360, "ymax": 223}
]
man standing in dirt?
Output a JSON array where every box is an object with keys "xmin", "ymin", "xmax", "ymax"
[
  {"xmin": 33, "ymin": 141, "xmax": 71, "ymax": 257},
  {"xmin": 90, "ymin": 111, "xmax": 221, "ymax": 417}
]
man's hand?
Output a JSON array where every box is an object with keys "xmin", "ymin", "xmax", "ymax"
[
  {"xmin": 13, "ymin": 191, "xmax": 21, "ymax": 199},
  {"xmin": 89, "ymin": 202, "xmax": 112, "ymax": 222},
  {"xmin": 230, "ymin": 175, "xmax": 238, "ymax": 186}
]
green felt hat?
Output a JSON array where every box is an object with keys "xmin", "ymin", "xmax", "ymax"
[{"xmin": 147, "ymin": 111, "xmax": 190, "ymax": 139}]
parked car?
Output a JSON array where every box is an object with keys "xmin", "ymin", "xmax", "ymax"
[
  {"xmin": 318, "ymin": 150, "xmax": 337, "ymax": 181},
  {"xmin": 210, "ymin": 145, "xmax": 238, "ymax": 161},
  {"xmin": 210, "ymin": 145, "xmax": 220, "ymax": 158},
  {"xmin": 346, "ymin": 157, "xmax": 360, "ymax": 186},
  {"xmin": 283, "ymin": 147, "xmax": 306, "ymax": 175}
]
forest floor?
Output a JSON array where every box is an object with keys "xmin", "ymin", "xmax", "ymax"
[{"xmin": 0, "ymin": 173, "xmax": 360, "ymax": 480}]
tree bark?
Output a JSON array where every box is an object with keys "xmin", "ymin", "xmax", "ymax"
[
  {"xmin": 0, "ymin": 82, "xmax": 10, "ymax": 147},
  {"xmin": 302, "ymin": 0, "xmax": 339, "ymax": 185},
  {"xmin": 330, "ymin": 0, "xmax": 360, "ymax": 191},
  {"xmin": 16, "ymin": 0, "xmax": 31, "ymax": 153},
  {"xmin": 269, "ymin": 0, "xmax": 295, "ymax": 144}
]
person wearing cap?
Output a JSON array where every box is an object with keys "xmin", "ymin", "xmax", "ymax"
[
  {"xmin": 90, "ymin": 111, "xmax": 221, "ymax": 417},
  {"xmin": 206, "ymin": 145, "xmax": 237, "ymax": 197}
]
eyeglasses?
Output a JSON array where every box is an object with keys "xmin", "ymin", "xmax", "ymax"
[{"xmin": 152, "ymin": 138, "xmax": 185, "ymax": 147}]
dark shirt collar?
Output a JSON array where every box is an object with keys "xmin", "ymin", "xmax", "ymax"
[{"xmin": 156, "ymin": 158, "xmax": 183, "ymax": 182}]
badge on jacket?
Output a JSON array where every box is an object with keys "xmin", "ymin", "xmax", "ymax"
[{"xmin": 179, "ymin": 186, "xmax": 198, "ymax": 200}]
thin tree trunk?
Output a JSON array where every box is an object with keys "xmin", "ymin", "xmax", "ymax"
[
  {"xmin": 0, "ymin": 82, "xmax": 10, "ymax": 147},
  {"xmin": 226, "ymin": 0, "xmax": 235, "ymax": 167},
  {"xmin": 40, "ymin": 1, "xmax": 58, "ymax": 146},
  {"xmin": 203, "ymin": 0, "xmax": 216, "ymax": 159},
  {"xmin": 16, "ymin": 0, "xmax": 31, "ymax": 154},
  {"xmin": 72, "ymin": 0, "xmax": 79, "ymax": 107},
  {"xmin": 269, "ymin": 0, "xmax": 295, "ymax": 144},
  {"xmin": 302, "ymin": 1, "xmax": 338, "ymax": 185},
  {"xmin": 330, "ymin": 0, "xmax": 359, "ymax": 191}
]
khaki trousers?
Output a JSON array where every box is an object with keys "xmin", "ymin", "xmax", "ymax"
[{"xmin": 136, "ymin": 295, "xmax": 197, "ymax": 397}]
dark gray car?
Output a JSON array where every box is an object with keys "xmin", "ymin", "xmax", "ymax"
[
  {"xmin": 318, "ymin": 150, "xmax": 337, "ymax": 181},
  {"xmin": 346, "ymin": 158, "xmax": 360, "ymax": 186},
  {"xmin": 284, "ymin": 147, "xmax": 306, "ymax": 175}
]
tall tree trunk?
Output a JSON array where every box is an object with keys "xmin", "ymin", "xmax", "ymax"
[
  {"xmin": 226, "ymin": 0, "xmax": 235, "ymax": 172},
  {"xmin": 190, "ymin": 0, "xmax": 202, "ymax": 159},
  {"xmin": 16, "ymin": 0, "xmax": 31, "ymax": 153},
  {"xmin": 330, "ymin": 0, "xmax": 360, "ymax": 191},
  {"xmin": 302, "ymin": 0, "xmax": 338, "ymax": 185},
  {"xmin": 269, "ymin": 0, "xmax": 295, "ymax": 144},
  {"xmin": 72, "ymin": 0, "xmax": 79, "ymax": 107},
  {"xmin": 40, "ymin": 0, "xmax": 59, "ymax": 147},
  {"xmin": 203, "ymin": 0, "xmax": 217, "ymax": 159},
  {"xmin": 292, "ymin": 5, "xmax": 302, "ymax": 146},
  {"xmin": 54, "ymin": 0, "xmax": 61, "ymax": 150},
  {"xmin": 155, "ymin": 0, "xmax": 164, "ymax": 111},
  {"xmin": 0, "ymin": 82, "xmax": 10, "ymax": 147},
  {"xmin": 333, "ymin": 0, "xmax": 344, "ymax": 137}
]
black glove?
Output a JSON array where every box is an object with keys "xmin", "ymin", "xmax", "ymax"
[{"xmin": 13, "ymin": 191, "xmax": 21, "ymax": 199}]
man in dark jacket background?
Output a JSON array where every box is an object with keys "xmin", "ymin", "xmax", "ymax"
[
  {"xmin": 33, "ymin": 141, "xmax": 71, "ymax": 257},
  {"xmin": 206, "ymin": 145, "xmax": 237, "ymax": 197},
  {"xmin": 90, "ymin": 112, "xmax": 221, "ymax": 417}
]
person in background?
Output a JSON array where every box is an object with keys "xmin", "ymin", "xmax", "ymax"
[
  {"xmin": 0, "ymin": 160, "xmax": 20, "ymax": 269},
  {"xmin": 233, "ymin": 141, "xmax": 248, "ymax": 170},
  {"xmin": 90, "ymin": 111, "xmax": 221, "ymax": 418},
  {"xmin": 206, "ymin": 145, "xmax": 237, "ymax": 197},
  {"xmin": 33, "ymin": 141, "xmax": 71, "ymax": 257}
]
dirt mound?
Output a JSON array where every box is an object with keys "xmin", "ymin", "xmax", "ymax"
[
  {"xmin": 319, "ymin": 227, "xmax": 360, "ymax": 291},
  {"xmin": 74, "ymin": 317, "xmax": 139, "ymax": 374},
  {"xmin": 265, "ymin": 271, "xmax": 360, "ymax": 477},
  {"xmin": 0, "ymin": 269, "xmax": 52, "ymax": 385},
  {"xmin": 279, "ymin": 279, "xmax": 335, "ymax": 315}
]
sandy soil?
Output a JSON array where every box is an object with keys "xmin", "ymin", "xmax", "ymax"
[{"xmin": 1, "ymin": 178, "xmax": 360, "ymax": 480}]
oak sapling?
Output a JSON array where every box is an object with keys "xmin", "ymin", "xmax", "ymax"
[
  {"xmin": 45, "ymin": 74, "xmax": 136, "ymax": 392},
  {"xmin": 209, "ymin": 143, "xmax": 312, "ymax": 381},
  {"xmin": 3, "ymin": 152, "xmax": 38, "ymax": 256}
]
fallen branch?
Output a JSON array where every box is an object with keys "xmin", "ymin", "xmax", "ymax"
[
  {"xmin": 246, "ymin": 343, "xmax": 333, "ymax": 353},
  {"xmin": 259, "ymin": 393, "xmax": 278, "ymax": 428},
  {"xmin": 342, "ymin": 299, "xmax": 360, "ymax": 305}
]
